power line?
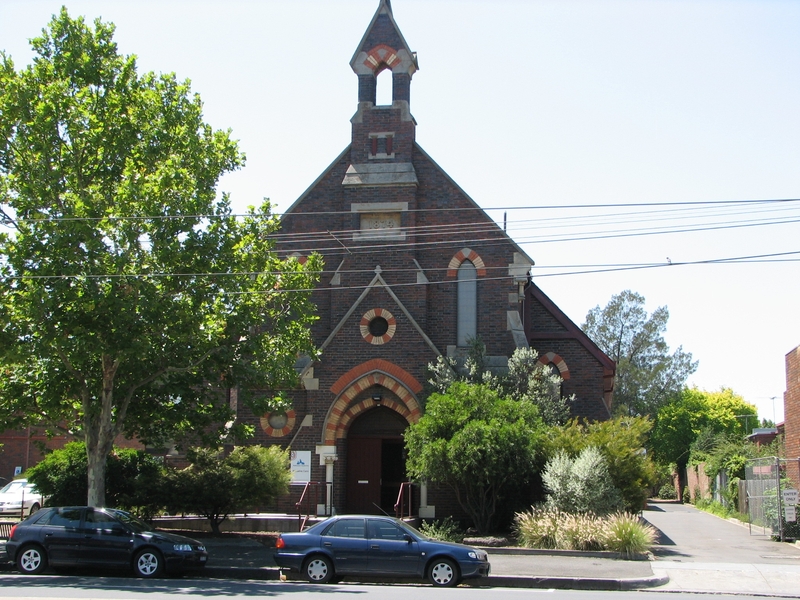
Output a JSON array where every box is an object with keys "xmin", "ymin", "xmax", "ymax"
[
  {"xmin": 4, "ymin": 197, "xmax": 800, "ymax": 224},
  {"xmin": 5, "ymin": 250, "xmax": 798, "ymax": 285}
]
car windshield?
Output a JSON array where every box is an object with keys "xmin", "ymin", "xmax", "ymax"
[{"xmin": 109, "ymin": 509, "xmax": 153, "ymax": 533}]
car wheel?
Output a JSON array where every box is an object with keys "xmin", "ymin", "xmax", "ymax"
[
  {"xmin": 303, "ymin": 555, "xmax": 334, "ymax": 583},
  {"xmin": 133, "ymin": 549, "xmax": 164, "ymax": 578},
  {"xmin": 428, "ymin": 558, "xmax": 459, "ymax": 587},
  {"xmin": 28, "ymin": 503, "xmax": 40, "ymax": 515},
  {"xmin": 17, "ymin": 545, "xmax": 48, "ymax": 575}
]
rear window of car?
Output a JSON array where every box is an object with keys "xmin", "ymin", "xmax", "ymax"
[{"xmin": 20, "ymin": 507, "xmax": 53, "ymax": 525}]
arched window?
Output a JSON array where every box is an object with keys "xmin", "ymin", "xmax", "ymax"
[
  {"xmin": 376, "ymin": 67, "xmax": 393, "ymax": 106},
  {"xmin": 457, "ymin": 261, "xmax": 477, "ymax": 346}
]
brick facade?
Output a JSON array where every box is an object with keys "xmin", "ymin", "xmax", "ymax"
[
  {"xmin": 785, "ymin": 345, "xmax": 800, "ymax": 488},
  {"xmin": 237, "ymin": 1, "xmax": 615, "ymax": 519}
]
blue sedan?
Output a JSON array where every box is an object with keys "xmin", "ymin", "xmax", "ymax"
[{"xmin": 275, "ymin": 515, "xmax": 490, "ymax": 587}]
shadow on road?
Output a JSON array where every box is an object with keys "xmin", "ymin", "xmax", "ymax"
[{"xmin": 0, "ymin": 574, "xmax": 365, "ymax": 596}]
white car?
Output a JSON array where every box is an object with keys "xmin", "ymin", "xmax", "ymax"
[{"xmin": 0, "ymin": 479, "xmax": 45, "ymax": 517}]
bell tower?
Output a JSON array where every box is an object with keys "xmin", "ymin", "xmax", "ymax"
[{"xmin": 346, "ymin": 0, "xmax": 418, "ymax": 170}]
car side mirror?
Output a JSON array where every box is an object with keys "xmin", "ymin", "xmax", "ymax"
[{"xmin": 404, "ymin": 534, "xmax": 413, "ymax": 543}]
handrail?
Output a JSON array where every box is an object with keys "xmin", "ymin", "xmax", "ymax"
[
  {"xmin": 394, "ymin": 482, "xmax": 414, "ymax": 519},
  {"xmin": 296, "ymin": 481, "xmax": 322, "ymax": 531}
]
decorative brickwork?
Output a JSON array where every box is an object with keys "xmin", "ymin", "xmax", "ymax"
[
  {"xmin": 364, "ymin": 44, "xmax": 401, "ymax": 71},
  {"xmin": 359, "ymin": 308, "xmax": 397, "ymax": 344},
  {"xmin": 260, "ymin": 409, "xmax": 296, "ymax": 438},
  {"xmin": 538, "ymin": 351, "xmax": 571, "ymax": 380},
  {"xmin": 324, "ymin": 361, "xmax": 423, "ymax": 444},
  {"xmin": 447, "ymin": 248, "xmax": 487, "ymax": 277}
]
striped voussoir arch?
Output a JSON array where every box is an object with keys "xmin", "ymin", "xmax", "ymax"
[
  {"xmin": 324, "ymin": 359, "xmax": 423, "ymax": 444},
  {"xmin": 537, "ymin": 352, "xmax": 570, "ymax": 380},
  {"xmin": 447, "ymin": 248, "xmax": 487, "ymax": 277}
]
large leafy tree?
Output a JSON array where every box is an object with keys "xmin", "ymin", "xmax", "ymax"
[
  {"xmin": 405, "ymin": 381, "xmax": 547, "ymax": 533},
  {"xmin": 582, "ymin": 290, "xmax": 697, "ymax": 417},
  {"xmin": 650, "ymin": 387, "xmax": 757, "ymax": 473},
  {"xmin": 0, "ymin": 10, "xmax": 321, "ymax": 506}
]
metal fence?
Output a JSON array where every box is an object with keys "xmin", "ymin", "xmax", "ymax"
[{"xmin": 744, "ymin": 457, "xmax": 800, "ymax": 541}]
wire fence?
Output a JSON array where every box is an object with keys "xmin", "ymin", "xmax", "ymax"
[{"xmin": 745, "ymin": 457, "xmax": 800, "ymax": 541}]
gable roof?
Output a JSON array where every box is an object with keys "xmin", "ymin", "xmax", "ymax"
[{"xmin": 525, "ymin": 279, "xmax": 616, "ymax": 373}]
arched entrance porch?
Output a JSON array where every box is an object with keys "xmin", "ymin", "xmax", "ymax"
[{"xmin": 322, "ymin": 360, "xmax": 424, "ymax": 514}]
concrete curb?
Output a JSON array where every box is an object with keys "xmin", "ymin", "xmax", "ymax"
[
  {"xmin": 478, "ymin": 546, "xmax": 652, "ymax": 560},
  {"xmin": 464, "ymin": 574, "xmax": 670, "ymax": 590}
]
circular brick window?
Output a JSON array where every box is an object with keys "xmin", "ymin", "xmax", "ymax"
[
  {"xmin": 360, "ymin": 308, "xmax": 396, "ymax": 345},
  {"xmin": 260, "ymin": 409, "xmax": 296, "ymax": 437}
]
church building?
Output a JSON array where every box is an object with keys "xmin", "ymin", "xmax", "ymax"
[{"xmin": 240, "ymin": 0, "xmax": 615, "ymax": 518}]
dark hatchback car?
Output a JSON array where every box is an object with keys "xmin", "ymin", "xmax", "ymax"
[
  {"xmin": 275, "ymin": 515, "xmax": 490, "ymax": 587},
  {"xmin": 6, "ymin": 506, "xmax": 207, "ymax": 577}
]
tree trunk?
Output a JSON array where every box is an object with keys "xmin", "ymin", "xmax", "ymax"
[
  {"xmin": 86, "ymin": 442, "xmax": 107, "ymax": 507},
  {"xmin": 85, "ymin": 354, "xmax": 121, "ymax": 507}
]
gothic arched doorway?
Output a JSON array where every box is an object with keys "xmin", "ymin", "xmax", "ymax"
[{"xmin": 345, "ymin": 406, "xmax": 409, "ymax": 514}]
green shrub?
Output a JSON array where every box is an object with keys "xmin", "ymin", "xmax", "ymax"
[
  {"xmin": 419, "ymin": 517, "xmax": 464, "ymax": 543},
  {"xmin": 549, "ymin": 417, "xmax": 655, "ymax": 512},
  {"xmin": 657, "ymin": 483, "xmax": 677, "ymax": 499},
  {"xmin": 25, "ymin": 442, "xmax": 165, "ymax": 516},
  {"xmin": 543, "ymin": 446, "xmax": 623, "ymax": 515},
  {"xmin": 600, "ymin": 513, "xmax": 657, "ymax": 557}
]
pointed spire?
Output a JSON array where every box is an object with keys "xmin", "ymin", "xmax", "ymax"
[{"xmin": 350, "ymin": 0, "xmax": 417, "ymax": 78}]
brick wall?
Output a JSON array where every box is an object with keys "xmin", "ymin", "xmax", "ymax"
[
  {"xmin": 785, "ymin": 345, "xmax": 800, "ymax": 488},
  {"xmin": 0, "ymin": 428, "xmax": 142, "ymax": 483}
]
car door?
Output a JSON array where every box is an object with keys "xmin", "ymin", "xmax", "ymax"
[
  {"xmin": 40, "ymin": 507, "xmax": 84, "ymax": 566},
  {"xmin": 366, "ymin": 518, "xmax": 421, "ymax": 576},
  {"xmin": 80, "ymin": 508, "xmax": 134, "ymax": 567},
  {"xmin": 319, "ymin": 518, "xmax": 370, "ymax": 574}
]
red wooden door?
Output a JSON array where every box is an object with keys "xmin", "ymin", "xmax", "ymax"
[{"xmin": 346, "ymin": 437, "xmax": 382, "ymax": 514}]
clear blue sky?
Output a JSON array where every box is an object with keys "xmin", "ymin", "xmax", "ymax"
[{"xmin": 2, "ymin": 0, "xmax": 798, "ymax": 423}]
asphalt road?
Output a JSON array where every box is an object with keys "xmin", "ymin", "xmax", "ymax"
[{"xmin": 642, "ymin": 500, "xmax": 800, "ymax": 595}]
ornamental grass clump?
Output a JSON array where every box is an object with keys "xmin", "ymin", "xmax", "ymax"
[
  {"xmin": 514, "ymin": 506, "xmax": 561, "ymax": 549},
  {"xmin": 515, "ymin": 507, "xmax": 657, "ymax": 555},
  {"xmin": 556, "ymin": 512, "xmax": 604, "ymax": 551},
  {"xmin": 600, "ymin": 512, "xmax": 657, "ymax": 558}
]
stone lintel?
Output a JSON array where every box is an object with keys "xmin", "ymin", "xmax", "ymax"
[{"xmin": 343, "ymin": 162, "xmax": 418, "ymax": 187}]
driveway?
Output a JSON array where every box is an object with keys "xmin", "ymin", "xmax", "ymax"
[{"xmin": 643, "ymin": 499, "xmax": 800, "ymax": 596}]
